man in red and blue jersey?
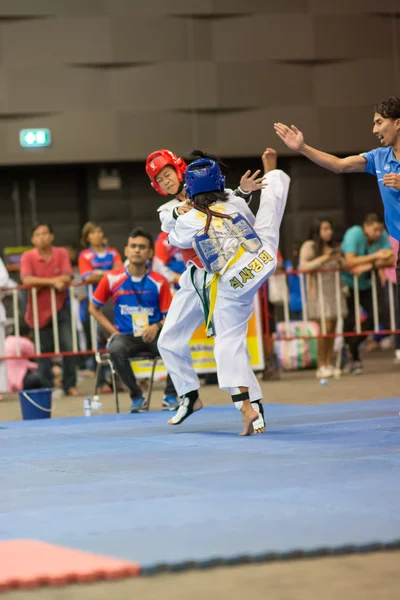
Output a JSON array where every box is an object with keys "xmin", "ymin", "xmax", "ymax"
[{"xmin": 89, "ymin": 227, "xmax": 179, "ymax": 413}]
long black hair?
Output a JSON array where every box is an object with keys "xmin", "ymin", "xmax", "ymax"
[
  {"xmin": 188, "ymin": 150, "xmax": 228, "ymax": 208},
  {"xmin": 308, "ymin": 217, "xmax": 334, "ymax": 257}
]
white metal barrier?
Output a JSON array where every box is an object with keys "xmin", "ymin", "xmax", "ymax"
[
  {"xmin": 267, "ymin": 266, "xmax": 398, "ymax": 341},
  {"xmin": 0, "ymin": 266, "xmax": 398, "ymax": 361},
  {"xmin": 0, "ymin": 281, "xmax": 99, "ymax": 360}
]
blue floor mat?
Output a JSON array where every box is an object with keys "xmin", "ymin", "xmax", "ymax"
[{"xmin": 1, "ymin": 399, "xmax": 399, "ymax": 569}]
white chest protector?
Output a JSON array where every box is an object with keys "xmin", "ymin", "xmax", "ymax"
[{"xmin": 192, "ymin": 211, "xmax": 262, "ymax": 274}]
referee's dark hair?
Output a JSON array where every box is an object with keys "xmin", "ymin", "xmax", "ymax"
[{"xmin": 374, "ymin": 96, "xmax": 400, "ymax": 120}]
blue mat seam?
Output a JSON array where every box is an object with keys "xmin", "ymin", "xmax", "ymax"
[{"xmin": 140, "ymin": 538, "xmax": 400, "ymax": 574}]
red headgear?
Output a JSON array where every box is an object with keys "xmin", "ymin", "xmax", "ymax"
[{"xmin": 145, "ymin": 149, "xmax": 187, "ymax": 196}]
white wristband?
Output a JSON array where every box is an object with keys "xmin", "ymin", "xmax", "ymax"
[{"xmin": 238, "ymin": 186, "xmax": 251, "ymax": 195}]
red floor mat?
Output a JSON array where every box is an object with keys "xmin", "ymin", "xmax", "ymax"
[{"xmin": 0, "ymin": 539, "xmax": 140, "ymax": 591}]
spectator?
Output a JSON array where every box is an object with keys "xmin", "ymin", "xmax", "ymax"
[
  {"xmin": 267, "ymin": 249, "xmax": 286, "ymax": 314},
  {"xmin": 20, "ymin": 223, "xmax": 78, "ymax": 395},
  {"xmin": 0, "ymin": 256, "xmax": 16, "ymax": 395},
  {"xmin": 78, "ymin": 222, "xmax": 122, "ymax": 287},
  {"xmin": 285, "ymin": 243, "xmax": 303, "ymax": 320},
  {"xmin": 5, "ymin": 321, "xmax": 46, "ymax": 391},
  {"xmin": 153, "ymin": 231, "xmax": 186, "ymax": 288},
  {"xmin": 300, "ymin": 218, "xmax": 347, "ymax": 378},
  {"xmin": 341, "ymin": 213, "xmax": 394, "ymax": 374},
  {"xmin": 78, "ymin": 222, "xmax": 123, "ymax": 389},
  {"xmin": 89, "ymin": 227, "xmax": 179, "ymax": 413}
]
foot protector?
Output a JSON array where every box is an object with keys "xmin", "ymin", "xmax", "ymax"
[
  {"xmin": 252, "ymin": 400, "xmax": 265, "ymax": 433},
  {"xmin": 169, "ymin": 394, "xmax": 199, "ymax": 425}
]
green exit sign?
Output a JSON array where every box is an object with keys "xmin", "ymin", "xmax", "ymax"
[{"xmin": 19, "ymin": 129, "xmax": 52, "ymax": 148}]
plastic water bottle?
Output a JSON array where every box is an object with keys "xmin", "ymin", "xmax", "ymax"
[
  {"xmin": 91, "ymin": 395, "xmax": 103, "ymax": 414},
  {"xmin": 84, "ymin": 397, "xmax": 92, "ymax": 417}
]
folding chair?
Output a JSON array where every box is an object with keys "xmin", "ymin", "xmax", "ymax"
[
  {"xmin": 94, "ymin": 351, "xmax": 120, "ymax": 413},
  {"xmin": 93, "ymin": 351, "xmax": 160, "ymax": 413},
  {"xmin": 130, "ymin": 352, "xmax": 161, "ymax": 412}
]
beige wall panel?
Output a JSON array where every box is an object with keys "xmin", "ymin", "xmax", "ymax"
[
  {"xmin": 0, "ymin": 0, "xmax": 396, "ymax": 164},
  {"xmin": 108, "ymin": 62, "xmax": 218, "ymax": 111},
  {"xmin": 0, "ymin": 68, "xmax": 8, "ymax": 112},
  {"xmin": 309, "ymin": 0, "xmax": 399, "ymax": 15},
  {"xmin": 217, "ymin": 62, "xmax": 315, "ymax": 108},
  {"xmin": 0, "ymin": 0, "xmax": 108, "ymax": 17},
  {"xmin": 103, "ymin": 0, "xmax": 216, "ymax": 17},
  {"xmin": 215, "ymin": 106, "xmax": 318, "ymax": 156},
  {"xmin": 3, "ymin": 111, "xmax": 117, "ymax": 165},
  {"xmin": 315, "ymin": 59, "xmax": 396, "ymax": 107},
  {"xmin": 314, "ymin": 16, "xmax": 393, "ymax": 60},
  {"xmin": 192, "ymin": 114, "xmax": 218, "ymax": 153},
  {"xmin": 317, "ymin": 106, "xmax": 379, "ymax": 154},
  {"xmin": 0, "ymin": 124, "xmax": 8, "ymax": 151},
  {"xmin": 105, "ymin": 0, "xmax": 307, "ymax": 17},
  {"xmin": 110, "ymin": 17, "xmax": 189, "ymax": 63},
  {"xmin": 4, "ymin": 65, "xmax": 110, "ymax": 112},
  {"xmin": 115, "ymin": 110, "xmax": 197, "ymax": 159},
  {"xmin": 0, "ymin": 17, "xmax": 112, "ymax": 66},
  {"xmin": 188, "ymin": 20, "xmax": 214, "ymax": 61},
  {"xmin": 215, "ymin": 0, "xmax": 308, "ymax": 14},
  {"xmin": 0, "ymin": 0, "xmax": 55, "ymax": 16},
  {"xmin": 212, "ymin": 14, "xmax": 315, "ymax": 61}
]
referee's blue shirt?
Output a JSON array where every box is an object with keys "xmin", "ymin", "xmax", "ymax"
[{"xmin": 362, "ymin": 147, "xmax": 400, "ymax": 241}]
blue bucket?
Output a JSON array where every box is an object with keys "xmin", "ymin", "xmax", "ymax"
[{"xmin": 18, "ymin": 388, "xmax": 53, "ymax": 420}]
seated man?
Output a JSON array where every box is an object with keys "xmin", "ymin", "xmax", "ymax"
[
  {"xmin": 341, "ymin": 213, "xmax": 394, "ymax": 374},
  {"xmin": 89, "ymin": 228, "xmax": 179, "ymax": 413}
]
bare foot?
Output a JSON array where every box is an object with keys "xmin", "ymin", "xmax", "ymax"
[
  {"xmin": 240, "ymin": 404, "xmax": 259, "ymax": 436},
  {"xmin": 168, "ymin": 398, "xmax": 203, "ymax": 425},
  {"xmin": 262, "ymin": 148, "xmax": 277, "ymax": 174}
]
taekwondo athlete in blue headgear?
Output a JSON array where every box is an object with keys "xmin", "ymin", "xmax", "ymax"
[{"xmin": 158, "ymin": 149, "xmax": 290, "ymax": 436}]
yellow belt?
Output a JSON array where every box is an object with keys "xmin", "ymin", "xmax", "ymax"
[{"xmin": 204, "ymin": 246, "xmax": 245, "ymax": 336}]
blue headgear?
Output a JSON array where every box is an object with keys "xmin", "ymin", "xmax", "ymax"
[{"xmin": 185, "ymin": 158, "xmax": 225, "ymax": 199}]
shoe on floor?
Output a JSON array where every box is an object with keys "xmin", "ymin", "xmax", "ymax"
[
  {"xmin": 129, "ymin": 396, "xmax": 146, "ymax": 413},
  {"xmin": 316, "ymin": 366, "xmax": 333, "ymax": 378},
  {"xmin": 351, "ymin": 361, "xmax": 364, "ymax": 375},
  {"xmin": 162, "ymin": 395, "xmax": 179, "ymax": 411},
  {"xmin": 344, "ymin": 360, "xmax": 364, "ymax": 375}
]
